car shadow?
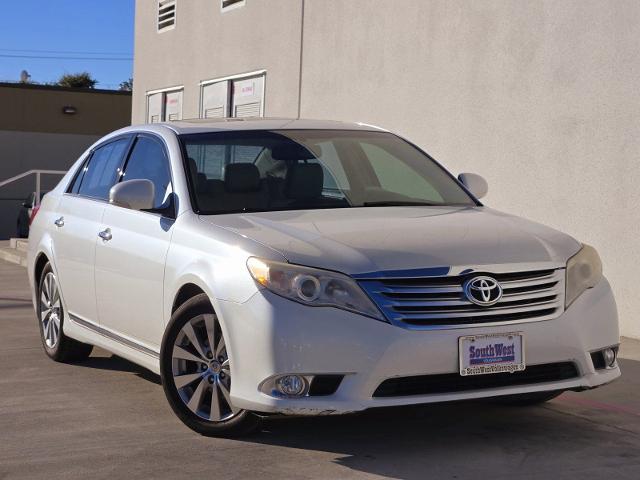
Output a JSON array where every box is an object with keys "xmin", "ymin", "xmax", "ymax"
[
  {"xmin": 68, "ymin": 352, "xmax": 640, "ymax": 479},
  {"xmin": 74, "ymin": 352, "xmax": 162, "ymax": 385},
  {"xmin": 248, "ymin": 396, "xmax": 640, "ymax": 479},
  {"xmin": 0, "ymin": 296, "xmax": 33, "ymax": 310}
]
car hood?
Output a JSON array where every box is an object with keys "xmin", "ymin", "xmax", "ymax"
[{"xmin": 200, "ymin": 207, "xmax": 581, "ymax": 276}]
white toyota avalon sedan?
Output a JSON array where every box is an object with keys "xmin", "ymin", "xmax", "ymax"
[{"xmin": 27, "ymin": 118, "xmax": 620, "ymax": 436}]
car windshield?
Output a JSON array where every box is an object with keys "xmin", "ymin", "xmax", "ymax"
[{"xmin": 180, "ymin": 129, "xmax": 476, "ymax": 214}]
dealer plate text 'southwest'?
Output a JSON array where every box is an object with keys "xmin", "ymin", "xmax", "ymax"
[
  {"xmin": 26, "ymin": 118, "xmax": 620, "ymax": 437},
  {"xmin": 459, "ymin": 333, "xmax": 525, "ymax": 376}
]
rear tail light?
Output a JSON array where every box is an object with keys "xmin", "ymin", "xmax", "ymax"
[{"xmin": 29, "ymin": 205, "xmax": 41, "ymax": 226}]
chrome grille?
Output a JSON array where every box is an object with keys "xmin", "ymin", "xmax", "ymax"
[{"xmin": 359, "ymin": 268, "xmax": 565, "ymax": 329}]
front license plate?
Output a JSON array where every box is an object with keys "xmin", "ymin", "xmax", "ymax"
[{"xmin": 459, "ymin": 333, "xmax": 525, "ymax": 376}]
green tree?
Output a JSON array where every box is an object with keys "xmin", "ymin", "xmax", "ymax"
[
  {"xmin": 57, "ymin": 72, "xmax": 97, "ymax": 89},
  {"xmin": 119, "ymin": 78, "xmax": 133, "ymax": 91}
]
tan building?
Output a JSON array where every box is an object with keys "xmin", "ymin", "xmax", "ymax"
[
  {"xmin": 0, "ymin": 82, "xmax": 131, "ymax": 239},
  {"xmin": 132, "ymin": 0, "xmax": 639, "ymax": 339}
]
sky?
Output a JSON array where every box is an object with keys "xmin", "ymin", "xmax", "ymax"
[{"xmin": 0, "ymin": 0, "xmax": 135, "ymax": 90}]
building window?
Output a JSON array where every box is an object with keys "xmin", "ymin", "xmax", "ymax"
[
  {"xmin": 146, "ymin": 88, "xmax": 183, "ymax": 123},
  {"xmin": 200, "ymin": 71, "xmax": 265, "ymax": 119},
  {"xmin": 158, "ymin": 0, "xmax": 176, "ymax": 32},
  {"xmin": 221, "ymin": 0, "xmax": 245, "ymax": 12}
]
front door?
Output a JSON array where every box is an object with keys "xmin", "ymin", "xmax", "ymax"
[{"xmin": 94, "ymin": 134, "xmax": 174, "ymax": 351}]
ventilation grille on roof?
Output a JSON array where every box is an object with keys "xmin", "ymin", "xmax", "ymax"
[
  {"xmin": 221, "ymin": 0, "xmax": 245, "ymax": 11},
  {"xmin": 158, "ymin": 0, "xmax": 176, "ymax": 32}
]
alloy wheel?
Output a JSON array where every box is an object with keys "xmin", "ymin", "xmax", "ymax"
[
  {"xmin": 40, "ymin": 272, "xmax": 61, "ymax": 348},
  {"xmin": 171, "ymin": 314, "xmax": 239, "ymax": 422}
]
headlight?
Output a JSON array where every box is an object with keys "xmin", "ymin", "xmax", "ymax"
[
  {"xmin": 565, "ymin": 244, "xmax": 602, "ymax": 308},
  {"xmin": 247, "ymin": 257, "xmax": 385, "ymax": 321}
]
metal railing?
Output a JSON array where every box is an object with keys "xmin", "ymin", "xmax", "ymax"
[{"xmin": 0, "ymin": 170, "xmax": 66, "ymax": 205}]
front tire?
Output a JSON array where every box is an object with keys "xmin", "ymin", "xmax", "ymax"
[
  {"xmin": 160, "ymin": 293, "xmax": 260, "ymax": 437},
  {"xmin": 37, "ymin": 262, "xmax": 93, "ymax": 362}
]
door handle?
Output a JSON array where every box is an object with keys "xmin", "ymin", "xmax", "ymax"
[
  {"xmin": 54, "ymin": 217, "xmax": 64, "ymax": 227},
  {"xmin": 98, "ymin": 228, "xmax": 112, "ymax": 241}
]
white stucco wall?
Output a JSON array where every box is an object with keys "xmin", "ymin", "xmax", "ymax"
[
  {"xmin": 132, "ymin": 0, "xmax": 639, "ymax": 338},
  {"xmin": 299, "ymin": 0, "xmax": 640, "ymax": 339}
]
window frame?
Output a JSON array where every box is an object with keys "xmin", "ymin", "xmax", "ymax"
[
  {"xmin": 115, "ymin": 132, "xmax": 176, "ymax": 217},
  {"xmin": 65, "ymin": 134, "xmax": 136, "ymax": 202}
]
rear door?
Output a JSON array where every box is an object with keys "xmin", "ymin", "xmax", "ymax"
[
  {"xmin": 53, "ymin": 137, "xmax": 131, "ymax": 323},
  {"xmin": 94, "ymin": 134, "xmax": 175, "ymax": 350}
]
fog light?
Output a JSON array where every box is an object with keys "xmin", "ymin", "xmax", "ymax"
[
  {"xmin": 603, "ymin": 347, "xmax": 617, "ymax": 367},
  {"xmin": 275, "ymin": 375, "xmax": 307, "ymax": 396}
]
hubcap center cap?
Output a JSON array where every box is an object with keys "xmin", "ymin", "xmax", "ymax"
[{"xmin": 210, "ymin": 361, "xmax": 222, "ymax": 374}]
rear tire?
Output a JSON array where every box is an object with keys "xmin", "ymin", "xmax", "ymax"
[
  {"xmin": 37, "ymin": 262, "xmax": 93, "ymax": 362},
  {"xmin": 491, "ymin": 390, "xmax": 563, "ymax": 406},
  {"xmin": 160, "ymin": 293, "xmax": 261, "ymax": 437}
]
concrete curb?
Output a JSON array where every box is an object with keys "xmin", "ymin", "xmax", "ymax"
[
  {"xmin": 0, "ymin": 247, "xmax": 27, "ymax": 267},
  {"xmin": 0, "ymin": 239, "xmax": 27, "ymax": 268},
  {"xmin": 619, "ymin": 337, "xmax": 640, "ymax": 362}
]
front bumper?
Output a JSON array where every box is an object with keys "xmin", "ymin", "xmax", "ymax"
[{"xmin": 217, "ymin": 278, "xmax": 620, "ymax": 415}]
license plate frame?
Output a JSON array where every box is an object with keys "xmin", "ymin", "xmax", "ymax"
[{"xmin": 458, "ymin": 332, "xmax": 525, "ymax": 376}]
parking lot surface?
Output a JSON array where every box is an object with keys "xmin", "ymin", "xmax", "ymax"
[{"xmin": 1, "ymin": 258, "xmax": 639, "ymax": 479}]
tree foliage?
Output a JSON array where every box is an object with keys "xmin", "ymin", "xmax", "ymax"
[
  {"xmin": 57, "ymin": 72, "xmax": 97, "ymax": 89},
  {"xmin": 119, "ymin": 78, "xmax": 133, "ymax": 91}
]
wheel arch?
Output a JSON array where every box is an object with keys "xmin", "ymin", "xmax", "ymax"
[
  {"xmin": 171, "ymin": 282, "xmax": 208, "ymax": 315},
  {"xmin": 165, "ymin": 274, "xmax": 241, "ymax": 373},
  {"xmin": 33, "ymin": 252, "xmax": 50, "ymax": 294},
  {"xmin": 166, "ymin": 272, "xmax": 220, "ymax": 324}
]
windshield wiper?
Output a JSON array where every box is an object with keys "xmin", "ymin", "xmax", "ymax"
[{"xmin": 362, "ymin": 201, "xmax": 440, "ymax": 207}]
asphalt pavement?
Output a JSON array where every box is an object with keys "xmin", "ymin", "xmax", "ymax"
[{"xmin": 1, "ymin": 259, "xmax": 639, "ymax": 479}]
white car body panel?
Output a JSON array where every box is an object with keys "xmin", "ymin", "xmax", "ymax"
[
  {"xmin": 52, "ymin": 195, "xmax": 104, "ymax": 323},
  {"xmin": 26, "ymin": 119, "xmax": 620, "ymax": 417},
  {"xmin": 95, "ymin": 204, "xmax": 173, "ymax": 350},
  {"xmin": 199, "ymin": 206, "xmax": 581, "ymax": 275}
]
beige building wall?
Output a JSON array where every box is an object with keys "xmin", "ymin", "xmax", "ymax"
[
  {"xmin": 0, "ymin": 84, "xmax": 132, "ymax": 239},
  {"xmin": 132, "ymin": 0, "xmax": 303, "ymax": 123},
  {"xmin": 132, "ymin": 0, "xmax": 639, "ymax": 339}
]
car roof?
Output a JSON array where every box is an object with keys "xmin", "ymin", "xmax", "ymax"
[{"xmin": 149, "ymin": 117, "xmax": 389, "ymax": 135}]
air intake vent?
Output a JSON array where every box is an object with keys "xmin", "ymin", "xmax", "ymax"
[
  {"xmin": 373, "ymin": 362, "xmax": 579, "ymax": 397},
  {"xmin": 234, "ymin": 102, "xmax": 261, "ymax": 118},
  {"xmin": 205, "ymin": 106, "xmax": 225, "ymax": 118},
  {"xmin": 221, "ymin": 0, "xmax": 245, "ymax": 11},
  {"xmin": 158, "ymin": 0, "xmax": 176, "ymax": 32}
]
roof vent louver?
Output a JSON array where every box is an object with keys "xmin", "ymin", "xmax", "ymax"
[
  {"xmin": 221, "ymin": 0, "xmax": 245, "ymax": 12},
  {"xmin": 158, "ymin": 0, "xmax": 176, "ymax": 32}
]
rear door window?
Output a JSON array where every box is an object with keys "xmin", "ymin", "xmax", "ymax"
[{"xmin": 77, "ymin": 138, "xmax": 130, "ymax": 200}]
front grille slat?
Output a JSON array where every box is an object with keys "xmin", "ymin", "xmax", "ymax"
[
  {"xmin": 500, "ymin": 274, "xmax": 558, "ymax": 287},
  {"xmin": 359, "ymin": 268, "xmax": 564, "ymax": 328},
  {"xmin": 375, "ymin": 285, "xmax": 463, "ymax": 294},
  {"xmin": 501, "ymin": 287, "xmax": 558, "ymax": 300},
  {"xmin": 394, "ymin": 301, "xmax": 560, "ymax": 317}
]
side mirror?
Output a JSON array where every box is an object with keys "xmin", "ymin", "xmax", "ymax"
[
  {"xmin": 109, "ymin": 179, "xmax": 155, "ymax": 211},
  {"xmin": 458, "ymin": 173, "xmax": 488, "ymax": 200}
]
